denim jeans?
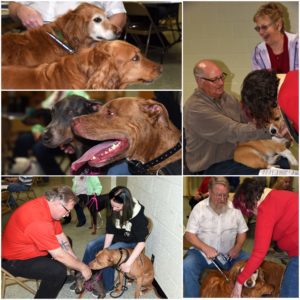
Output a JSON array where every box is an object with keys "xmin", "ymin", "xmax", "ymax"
[
  {"xmin": 82, "ymin": 235, "xmax": 136, "ymax": 292},
  {"xmin": 2, "ymin": 256, "xmax": 67, "ymax": 298},
  {"xmin": 280, "ymin": 256, "xmax": 299, "ymax": 297},
  {"xmin": 183, "ymin": 248, "xmax": 249, "ymax": 298}
]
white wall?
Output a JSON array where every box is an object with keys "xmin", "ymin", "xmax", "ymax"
[
  {"xmin": 183, "ymin": 1, "xmax": 299, "ymax": 101},
  {"xmin": 127, "ymin": 176, "xmax": 183, "ymax": 299}
]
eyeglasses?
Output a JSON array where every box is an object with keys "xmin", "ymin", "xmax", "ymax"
[
  {"xmin": 60, "ymin": 202, "xmax": 71, "ymax": 216},
  {"xmin": 212, "ymin": 192, "xmax": 228, "ymax": 200},
  {"xmin": 199, "ymin": 72, "xmax": 227, "ymax": 83},
  {"xmin": 254, "ymin": 22, "xmax": 273, "ymax": 32}
]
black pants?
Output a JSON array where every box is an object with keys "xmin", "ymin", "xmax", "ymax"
[{"xmin": 2, "ymin": 256, "xmax": 67, "ymax": 298}]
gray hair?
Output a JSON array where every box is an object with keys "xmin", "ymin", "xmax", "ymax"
[
  {"xmin": 193, "ymin": 63, "xmax": 204, "ymax": 78},
  {"xmin": 208, "ymin": 177, "xmax": 230, "ymax": 191},
  {"xmin": 45, "ymin": 186, "xmax": 78, "ymax": 204}
]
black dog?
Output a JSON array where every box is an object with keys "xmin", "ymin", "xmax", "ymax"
[{"xmin": 42, "ymin": 95, "xmax": 102, "ymax": 158}]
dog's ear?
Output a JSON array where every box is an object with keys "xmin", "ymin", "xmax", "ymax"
[
  {"xmin": 86, "ymin": 58, "xmax": 121, "ymax": 89},
  {"xmin": 57, "ymin": 12, "xmax": 89, "ymax": 50},
  {"xmin": 229, "ymin": 261, "xmax": 245, "ymax": 282},
  {"xmin": 141, "ymin": 100, "xmax": 171, "ymax": 127}
]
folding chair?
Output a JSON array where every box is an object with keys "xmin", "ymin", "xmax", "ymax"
[
  {"xmin": 1, "ymin": 268, "xmax": 38, "ymax": 298},
  {"xmin": 124, "ymin": 2, "xmax": 168, "ymax": 63}
]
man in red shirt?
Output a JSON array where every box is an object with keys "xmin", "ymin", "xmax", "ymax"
[{"xmin": 2, "ymin": 186, "xmax": 92, "ymax": 298}]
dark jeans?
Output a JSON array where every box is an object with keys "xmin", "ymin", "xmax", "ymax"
[
  {"xmin": 7, "ymin": 182, "xmax": 30, "ymax": 207},
  {"xmin": 204, "ymin": 158, "xmax": 290, "ymax": 175},
  {"xmin": 2, "ymin": 256, "xmax": 67, "ymax": 298}
]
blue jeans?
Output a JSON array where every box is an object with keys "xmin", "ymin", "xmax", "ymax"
[
  {"xmin": 280, "ymin": 256, "xmax": 299, "ymax": 297},
  {"xmin": 183, "ymin": 248, "xmax": 249, "ymax": 298},
  {"xmin": 82, "ymin": 235, "xmax": 136, "ymax": 292},
  {"xmin": 7, "ymin": 183, "xmax": 30, "ymax": 207}
]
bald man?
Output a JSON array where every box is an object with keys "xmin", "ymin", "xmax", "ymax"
[{"xmin": 183, "ymin": 60, "xmax": 273, "ymax": 175}]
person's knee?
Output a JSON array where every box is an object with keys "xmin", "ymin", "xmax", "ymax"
[{"xmin": 51, "ymin": 262, "xmax": 67, "ymax": 281}]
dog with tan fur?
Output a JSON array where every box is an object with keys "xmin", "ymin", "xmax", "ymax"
[
  {"xmin": 89, "ymin": 248, "xmax": 154, "ymax": 298},
  {"xmin": 234, "ymin": 107, "xmax": 298, "ymax": 169}
]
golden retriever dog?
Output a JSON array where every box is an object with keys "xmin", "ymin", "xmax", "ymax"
[
  {"xmin": 2, "ymin": 3, "xmax": 120, "ymax": 66},
  {"xmin": 89, "ymin": 248, "xmax": 154, "ymax": 298},
  {"xmin": 234, "ymin": 107, "xmax": 298, "ymax": 169},
  {"xmin": 70, "ymin": 97, "xmax": 182, "ymax": 175},
  {"xmin": 2, "ymin": 40, "xmax": 162, "ymax": 89},
  {"xmin": 201, "ymin": 260, "xmax": 274, "ymax": 297}
]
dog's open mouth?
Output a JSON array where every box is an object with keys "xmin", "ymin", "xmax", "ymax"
[{"xmin": 71, "ymin": 139, "xmax": 129, "ymax": 174}]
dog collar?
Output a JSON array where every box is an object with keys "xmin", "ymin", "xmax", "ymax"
[
  {"xmin": 127, "ymin": 140, "xmax": 182, "ymax": 175},
  {"xmin": 46, "ymin": 29, "xmax": 75, "ymax": 54}
]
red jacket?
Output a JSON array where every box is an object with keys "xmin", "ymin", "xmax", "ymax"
[{"xmin": 237, "ymin": 190, "xmax": 298, "ymax": 284}]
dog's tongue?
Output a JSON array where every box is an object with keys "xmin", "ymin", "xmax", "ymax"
[
  {"xmin": 71, "ymin": 141, "xmax": 114, "ymax": 172},
  {"xmin": 71, "ymin": 140, "xmax": 128, "ymax": 172}
]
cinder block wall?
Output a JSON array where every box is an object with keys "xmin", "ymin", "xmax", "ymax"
[
  {"xmin": 127, "ymin": 176, "xmax": 183, "ymax": 298},
  {"xmin": 183, "ymin": 1, "xmax": 299, "ymax": 101}
]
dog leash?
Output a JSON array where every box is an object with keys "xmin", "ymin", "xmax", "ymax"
[
  {"xmin": 127, "ymin": 140, "xmax": 181, "ymax": 175},
  {"xmin": 110, "ymin": 248, "xmax": 131, "ymax": 298},
  {"xmin": 46, "ymin": 30, "xmax": 75, "ymax": 54},
  {"xmin": 86, "ymin": 195, "xmax": 98, "ymax": 211},
  {"xmin": 211, "ymin": 259, "xmax": 230, "ymax": 282}
]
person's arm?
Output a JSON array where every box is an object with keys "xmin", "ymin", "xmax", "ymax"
[
  {"xmin": 189, "ymin": 100, "xmax": 271, "ymax": 145},
  {"xmin": 120, "ymin": 242, "xmax": 145, "ymax": 273},
  {"xmin": 104, "ymin": 233, "xmax": 114, "ymax": 248},
  {"xmin": 109, "ymin": 13, "xmax": 127, "ymax": 29},
  {"xmin": 48, "ymin": 247, "xmax": 92, "ymax": 280},
  {"xmin": 228, "ymin": 232, "xmax": 246, "ymax": 259},
  {"xmin": 56, "ymin": 232, "xmax": 77, "ymax": 259},
  {"xmin": 184, "ymin": 232, "xmax": 217, "ymax": 259},
  {"xmin": 8, "ymin": 2, "xmax": 43, "ymax": 29}
]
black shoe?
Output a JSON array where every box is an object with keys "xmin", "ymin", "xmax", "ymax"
[
  {"xmin": 70, "ymin": 282, "xmax": 76, "ymax": 291},
  {"xmin": 76, "ymin": 221, "xmax": 86, "ymax": 227}
]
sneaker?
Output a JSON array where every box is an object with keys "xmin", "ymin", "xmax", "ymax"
[
  {"xmin": 92, "ymin": 290, "xmax": 100, "ymax": 298},
  {"xmin": 69, "ymin": 282, "xmax": 76, "ymax": 291}
]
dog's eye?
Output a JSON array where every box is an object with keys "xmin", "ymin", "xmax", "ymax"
[
  {"xmin": 93, "ymin": 17, "xmax": 102, "ymax": 23},
  {"xmin": 132, "ymin": 55, "xmax": 140, "ymax": 62},
  {"xmin": 107, "ymin": 109, "xmax": 114, "ymax": 116},
  {"xmin": 274, "ymin": 117, "xmax": 280, "ymax": 121}
]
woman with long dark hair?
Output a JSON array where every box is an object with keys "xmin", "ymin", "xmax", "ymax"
[
  {"xmin": 71, "ymin": 186, "xmax": 148, "ymax": 297},
  {"xmin": 231, "ymin": 178, "xmax": 298, "ymax": 297}
]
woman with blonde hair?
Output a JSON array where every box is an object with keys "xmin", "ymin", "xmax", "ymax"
[{"xmin": 252, "ymin": 2, "xmax": 298, "ymax": 72}]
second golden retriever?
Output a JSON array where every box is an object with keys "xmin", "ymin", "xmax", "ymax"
[
  {"xmin": 2, "ymin": 40, "xmax": 162, "ymax": 89},
  {"xmin": 89, "ymin": 248, "xmax": 154, "ymax": 298}
]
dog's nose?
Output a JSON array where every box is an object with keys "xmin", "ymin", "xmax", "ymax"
[
  {"xmin": 270, "ymin": 128, "xmax": 277, "ymax": 135},
  {"xmin": 42, "ymin": 131, "xmax": 52, "ymax": 143}
]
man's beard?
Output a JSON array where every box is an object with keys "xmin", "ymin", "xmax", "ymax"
[{"xmin": 210, "ymin": 202, "xmax": 228, "ymax": 215}]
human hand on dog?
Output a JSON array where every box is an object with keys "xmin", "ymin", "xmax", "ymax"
[
  {"xmin": 231, "ymin": 282, "xmax": 242, "ymax": 298},
  {"xmin": 16, "ymin": 5, "xmax": 43, "ymax": 29},
  {"xmin": 203, "ymin": 245, "xmax": 218, "ymax": 259},
  {"xmin": 81, "ymin": 264, "xmax": 92, "ymax": 281}
]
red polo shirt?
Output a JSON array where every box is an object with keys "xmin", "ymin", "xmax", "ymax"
[{"xmin": 2, "ymin": 196, "xmax": 62, "ymax": 260}]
